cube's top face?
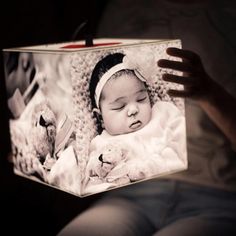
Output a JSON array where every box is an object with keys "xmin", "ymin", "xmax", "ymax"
[
  {"xmin": 3, "ymin": 38, "xmax": 179, "ymax": 53},
  {"xmin": 3, "ymin": 38, "xmax": 187, "ymax": 197}
]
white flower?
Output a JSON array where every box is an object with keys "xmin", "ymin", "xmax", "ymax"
[{"xmin": 123, "ymin": 47, "xmax": 158, "ymax": 84}]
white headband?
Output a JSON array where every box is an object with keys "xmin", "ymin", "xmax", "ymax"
[{"xmin": 94, "ymin": 60, "xmax": 146, "ymax": 108}]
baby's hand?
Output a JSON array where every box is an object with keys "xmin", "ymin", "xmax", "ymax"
[{"xmin": 127, "ymin": 161, "xmax": 146, "ymax": 182}]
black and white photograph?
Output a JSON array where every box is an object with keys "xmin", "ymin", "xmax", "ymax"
[
  {"xmin": 3, "ymin": 39, "xmax": 188, "ymax": 197},
  {"xmin": 72, "ymin": 40, "xmax": 187, "ymax": 195},
  {"xmin": 3, "ymin": 50, "xmax": 79, "ymax": 195},
  {"xmin": 2, "ymin": 1, "xmax": 236, "ymax": 235}
]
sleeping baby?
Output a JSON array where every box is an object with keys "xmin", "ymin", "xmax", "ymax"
[{"xmin": 83, "ymin": 52, "xmax": 187, "ymax": 194}]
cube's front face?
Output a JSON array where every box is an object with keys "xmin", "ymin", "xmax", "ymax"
[
  {"xmin": 3, "ymin": 39, "xmax": 188, "ymax": 197},
  {"xmin": 72, "ymin": 40, "xmax": 188, "ymax": 196}
]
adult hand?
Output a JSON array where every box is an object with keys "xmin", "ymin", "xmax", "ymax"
[
  {"xmin": 158, "ymin": 47, "xmax": 236, "ymax": 147},
  {"xmin": 158, "ymin": 47, "xmax": 213, "ymax": 104}
]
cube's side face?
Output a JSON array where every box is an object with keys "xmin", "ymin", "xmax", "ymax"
[
  {"xmin": 70, "ymin": 40, "xmax": 188, "ymax": 197},
  {"xmin": 3, "ymin": 51, "xmax": 82, "ymax": 196}
]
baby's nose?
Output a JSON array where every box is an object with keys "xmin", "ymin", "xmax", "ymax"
[{"xmin": 127, "ymin": 104, "xmax": 138, "ymax": 117}]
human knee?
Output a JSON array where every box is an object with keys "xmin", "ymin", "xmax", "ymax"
[{"xmin": 58, "ymin": 198, "xmax": 154, "ymax": 236}]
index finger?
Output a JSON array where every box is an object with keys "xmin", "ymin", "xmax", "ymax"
[{"xmin": 166, "ymin": 47, "xmax": 201, "ymax": 62}]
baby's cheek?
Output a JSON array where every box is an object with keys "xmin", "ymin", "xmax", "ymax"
[
  {"xmin": 143, "ymin": 106, "xmax": 152, "ymax": 123},
  {"xmin": 104, "ymin": 117, "xmax": 118, "ymax": 133},
  {"xmin": 105, "ymin": 126, "xmax": 119, "ymax": 135}
]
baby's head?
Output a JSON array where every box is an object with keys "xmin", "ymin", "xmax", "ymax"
[
  {"xmin": 90, "ymin": 52, "xmax": 152, "ymax": 136},
  {"xmin": 5, "ymin": 52, "xmax": 36, "ymax": 98}
]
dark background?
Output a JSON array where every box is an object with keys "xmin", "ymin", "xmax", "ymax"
[{"xmin": 0, "ymin": 1, "xmax": 108, "ymax": 235}]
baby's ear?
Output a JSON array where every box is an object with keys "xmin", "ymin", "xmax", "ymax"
[
  {"xmin": 92, "ymin": 108, "xmax": 104, "ymax": 128},
  {"xmin": 92, "ymin": 108, "xmax": 101, "ymax": 116}
]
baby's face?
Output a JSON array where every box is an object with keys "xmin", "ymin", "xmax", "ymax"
[{"xmin": 99, "ymin": 73, "xmax": 152, "ymax": 135}]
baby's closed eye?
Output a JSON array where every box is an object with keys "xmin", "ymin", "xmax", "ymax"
[
  {"xmin": 111, "ymin": 103, "xmax": 126, "ymax": 111},
  {"xmin": 137, "ymin": 96, "xmax": 147, "ymax": 102}
]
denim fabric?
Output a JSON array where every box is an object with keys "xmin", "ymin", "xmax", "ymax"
[
  {"xmin": 57, "ymin": 197, "xmax": 155, "ymax": 236},
  {"xmin": 105, "ymin": 179, "xmax": 236, "ymax": 230},
  {"xmin": 58, "ymin": 179, "xmax": 236, "ymax": 236}
]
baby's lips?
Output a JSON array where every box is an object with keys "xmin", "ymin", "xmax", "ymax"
[{"xmin": 129, "ymin": 120, "xmax": 142, "ymax": 129}]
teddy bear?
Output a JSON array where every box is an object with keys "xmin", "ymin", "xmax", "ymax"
[
  {"xmin": 83, "ymin": 139, "xmax": 155, "ymax": 193},
  {"xmin": 84, "ymin": 141, "xmax": 131, "ymax": 187},
  {"xmin": 30, "ymin": 101, "xmax": 57, "ymax": 165}
]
